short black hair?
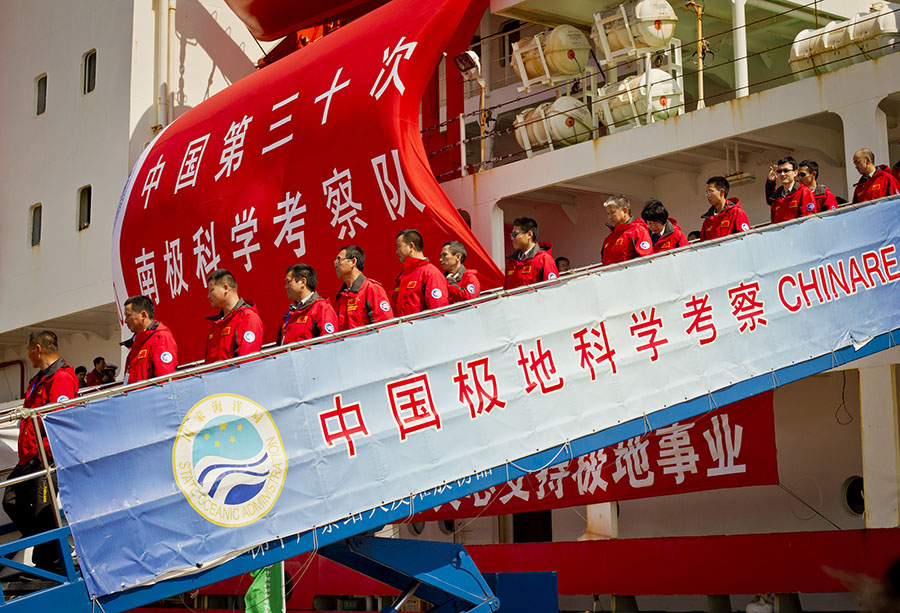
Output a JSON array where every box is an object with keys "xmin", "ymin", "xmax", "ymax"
[
  {"xmin": 442, "ymin": 240, "xmax": 467, "ymax": 263},
  {"xmin": 777, "ymin": 156, "xmax": 797, "ymax": 170},
  {"xmin": 124, "ymin": 295, "xmax": 155, "ymax": 319},
  {"xmin": 340, "ymin": 245, "xmax": 365, "ymax": 271},
  {"xmin": 798, "ymin": 159, "xmax": 818, "ymax": 177},
  {"xmin": 555, "ymin": 256, "xmax": 570, "ymax": 267},
  {"xmin": 207, "ymin": 269, "xmax": 237, "ymax": 292},
  {"xmin": 512, "ymin": 217, "xmax": 538, "ymax": 241},
  {"xmin": 707, "ymin": 176, "xmax": 730, "ymax": 197},
  {"xmin": 93, "ymin": 356, "xmax": 105, "ymax": 366},
  {"xmin": 397, "ymin": 229, "xmax": 424, "ymax": 252},
  {"xmin": 687, "ymin": 230, "xmax": 702, "ymax": 241},
  {"xmin": 28, "ymin": 330, "xmax": 58, "ymax": 353},
  {"xmin": 75, "ymin": 366, "xmax": 87, "ymax": 375},
  {"xmin": 286, "ymin": 263, "xmax": 318, "ymax": 291},
  {"xmin": 641, "ymin": 199, "xmax": 669, "ymax": 224}
]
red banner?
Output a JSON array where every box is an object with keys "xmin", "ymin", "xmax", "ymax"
[
  {"xmin": 113, "ymin": 0, "xmax": 501, "ymax": 363},
  {"xmin": 411, "ymin": 392, "xmax": 777, "ymax": 520}
]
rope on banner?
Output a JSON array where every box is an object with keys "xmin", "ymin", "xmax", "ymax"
[
  {"xmin": 91, "ymin": 596, "xmax": 108, "ymax": 613},
  {"xmin": 506, "ymin": 440, "xmax": 572, "ymax": 474}
]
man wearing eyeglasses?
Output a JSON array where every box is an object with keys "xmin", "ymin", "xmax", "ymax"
[
  {"xmin": 764, "ymin": 156, "xmax": 816, "ymax": 223},
  {"xmin": 851, "ymin": 148, "xmax": 900, "ymax": 204},
  {"xmin": 700, "ymin": 175, "xmax": 750, "ymax": 241},
  {"xmin": 797, "ymin": 159, "xmax": 838, "ymax": 212},
  {"xmin": 504, "ymin": 217, "xmax": 559, "ymax": 289},
  {"xmin": 333, "ymin": 245, "xmax": 394, "ymax": 331}
]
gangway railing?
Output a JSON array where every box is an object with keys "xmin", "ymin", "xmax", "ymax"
[{"xmin": 2, "ymin": 196, "xmax": 900, "ymax": 610}]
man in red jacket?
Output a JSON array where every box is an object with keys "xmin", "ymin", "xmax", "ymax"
[
  {"xmin": 122, "ymin": 295, "xmax": 178, "ymax": 384},
  {"xmin": 765, "ymin": 156, "xmax": 817, "ymax": 223},
  {"xmin": 440, "ymin": 240, "xmax": 481, "ymax": 303},
  {"xmin": 798, "ymin": 159, "xmax": 839, "ymax": 212},
  {"xmin": 333, "ymin": 245, "xmax": 394, "ymax": 331},
  {"xmin": 852, "ymin": 148, "xmax": 900, "ymax": 204},
  {"xmin": 392, "ymin": 229, "xmax": 449, "ymax": 316},
  {"xmin": 601, "ymin": 195, "xmax": 654, "ymax": 265},
  {"xmin": 204, "ymin": 269, "xmax": 264, "ymax": 363},
  {"xmin": 279, "ymin": 264, "xmax": 338, "ymax": 344},
  {"xmin": 504, "ymin": 217, "xmax": 559, "ymax": 289},
  {"xmin": 700, "ymin": 176, "xmax": 751, "ymax": 240},
  {"xmin": 641, "ymin": 199, "xmax": 688, "ymax": 253},
  {"xmin": 3, "ymin": 330, "xmax": 78, "ymax": 572}
]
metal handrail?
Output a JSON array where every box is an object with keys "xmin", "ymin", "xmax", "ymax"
[{"xmin": 1, "ymin": 194, "xmax": 890, "ymax": 424}]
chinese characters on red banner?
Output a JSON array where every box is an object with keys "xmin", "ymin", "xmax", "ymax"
[{"xmin": 409, "ymin": 392, "xmax": 776, "ymax": 520}]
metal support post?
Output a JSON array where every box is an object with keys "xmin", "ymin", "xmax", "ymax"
[{"xmin": 732, "ymin": 0, "xmax": 749, "ymax": 98}]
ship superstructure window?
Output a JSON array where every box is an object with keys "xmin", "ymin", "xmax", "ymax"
[
  {"xmin": 78, "ymin": 185, "xmax": 92, "ymax": 230},
  {"xmin": 30, "ymin": 204, "xmax": 42, "ymax": 246},
  {"xmin": 35, "ymin": 74, "xmax": 47, "ymax": 115},
  {"xmin": 498, "ymin": 20, "xmax": 520, "ymax": 68},
  {"xmin": 82, "ymin": 50, "xmax": 97, "ymax": 94}
]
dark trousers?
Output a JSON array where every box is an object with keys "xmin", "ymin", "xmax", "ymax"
[{"xmin": 2, "ymin": 458, "xmax": 60, "ymax": 572}]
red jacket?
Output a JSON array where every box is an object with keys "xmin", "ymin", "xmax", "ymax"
[
  {"xmin": 392, "ymin": 257, "xmax": 449, "ymax": 316},
  {"xmin": 21, "ymin": 359, "xmax": 79, "ymax": 465},
  {"xmin": 85, "ymin": 368, "xmax": 106, "ymax": 387},
  {"xmin": 852, "ymin": 165, "xmax": 900, "ymax": 203},
  {"xmin": 700, "ymin": 198, "xmax": 750, "ymax": 240},
  {"xmin": 601, "ymin": 219, "xmax": 653, "ymax": 265},
  {"xmin": 205, "ymin": 300, "xmax": 264, "ymax": 363},
  {"xmin": 334, "ymin": 274, "xmax": 394, "ymax": 331},
  {"xmin": 278, "ymin": 293, "xmax": 338, "ymax": 344},
  {"xmin": 504, "ymin": 243, "xmax": 559, "ymax": 289},
  {"xmin": 766, "ymin": 180, "xmax": 816, "ymax": 223},
  {"xmin": 122, "ymin": 320, "xmax": 178, "ymax": 384},
  {"xmin": 812, "ymin": 184, "xmax": 839, "ymax": 212},
  {"xmin": 446, "ymin": 266, "xmax": 481, "ymax": 304},
  {"xmin": 651, "ymin": 219, "xmax": 688, "ymax": 253}
]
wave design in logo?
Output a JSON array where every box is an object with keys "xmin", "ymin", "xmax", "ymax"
[{"xmin": 173, "ymin": 394, "xmax": 287, "ymax": 527}]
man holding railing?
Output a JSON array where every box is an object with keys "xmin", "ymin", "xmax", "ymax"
[{"xmin": 3, "ymin": 330, "xmax": 78, "ymax": 573}]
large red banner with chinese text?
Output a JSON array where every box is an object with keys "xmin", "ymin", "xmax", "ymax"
[
  {"xmin": 411, "ymin": 392, "xmax": 777, "ymax": 521},
  {"xmin": 112, "ymin": 0, "xmax": 500, "ymax": 362}
]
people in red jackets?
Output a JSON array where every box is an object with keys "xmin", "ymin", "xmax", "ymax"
[
  {"xmin": 3, "ymin": 330, "xmax": 78, "ymax": 572},
  {"xmin": 333, "ymin": 245, "xmax": 394, "ymax": 331},
  {"xmin": 798, "ymin": 159, "xmax": 839, "ymax": 212},
  {"xmin": 852, "ymin": 148, "xmax": 900, "ymax": 204},
  {"xmin": 85, "ymin": 356, "xmax": 115, "ymax": 387},
  {"xmin": 504, "ymin": 217, "xmax": 559, "ymax": 289},
  {"xmin": 121, "ymin": 295, "xmax": 178, "ymax": 384},
  {"xmin": 700, "ymin": 176, "xmax": 751, "ymax": 241},
  {"xmin": 601, "ymin": 195, "xmax": 654, "ymax": 265},
  {"xmin": 392, "ymin": 229, "xmax": 450, "ymax": 316},
  {"xmin": 279, "ymin": 264, "xmax": 338, "ymax": 344},
  {"xmin": 204, "ymin": 269, "xmax": 264, "ymax": 364},
  {"xmin": 440, "ymin": 240, "xmax": 481, "ymax": 303},
  {"xmin": 765, "ymin": 156, "xmax": 817, "ymax": 223},
  {"xmin": 641, "ymin": 199, "xmax": 688, "ymax": 253}
]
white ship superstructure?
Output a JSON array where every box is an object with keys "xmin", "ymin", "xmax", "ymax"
[{"xmin": 1, "ymin": 1, "xmax": 900, "ymax": 612}]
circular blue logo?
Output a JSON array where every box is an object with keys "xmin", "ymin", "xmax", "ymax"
[
  {"xmin": 173, "ymin": 394, "xmax": 287, "ymax": 526},
  {"xmin": 324, "ymin": 322, "xmax": 335, "ymax": 333}
]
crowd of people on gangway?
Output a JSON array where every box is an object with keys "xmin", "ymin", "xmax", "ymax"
[{"xmin": 7, "ymin": 146, "xmax": 900, "ymax": 574}]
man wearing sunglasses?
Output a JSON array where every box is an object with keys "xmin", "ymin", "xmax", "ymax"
[
  {"xmin": 797, "ymin": 160, "xmax": 839, "ymax": 212},
  {"xmin": 764, "ymin": 156, "xmax": 816, "ymax": 223},
  {"xmin": 504, "ymin": 217, "xmax": 559, "ymax": 289}
]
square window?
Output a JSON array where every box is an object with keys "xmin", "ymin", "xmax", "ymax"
[
  {"xmin": 78, "ymin": 185, "xmax": 91, "ymax": 230},
  {"xmin": 36, "ymin": 74, "xmax": 47, "ymax": 115},
  {"xmin": 83, "ymin": 50, "xmax": 96, "ymax": 94},
  {"xmin": 30, "ymin": 204, "xmax": 42, "ymax": 247}
]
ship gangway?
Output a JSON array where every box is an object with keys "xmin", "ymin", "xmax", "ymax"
[{"xmin": 1, "ymin": 197, "xmax": 899, "ymax": 612}]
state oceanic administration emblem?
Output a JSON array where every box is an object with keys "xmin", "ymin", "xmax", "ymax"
[{"xmin": 173, "ymin": 393, "xmax": 287, "ymax": 526}]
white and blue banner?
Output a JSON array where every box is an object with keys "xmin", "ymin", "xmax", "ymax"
[{"xmin": 46, "ymin": 199, "xmax": 900, "ymax": 597}]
